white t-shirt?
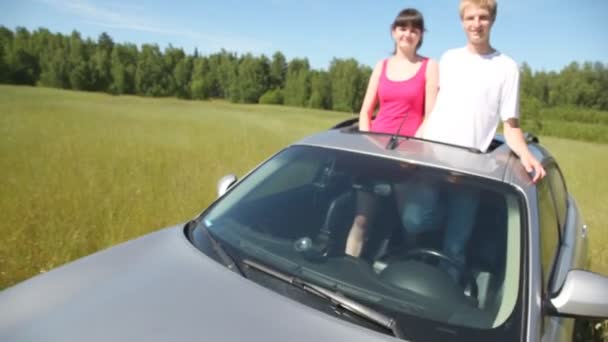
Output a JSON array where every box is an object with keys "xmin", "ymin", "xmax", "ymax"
[{"xmin": 423, "ymin": 47, "xmax": 520, "ymax": 152}]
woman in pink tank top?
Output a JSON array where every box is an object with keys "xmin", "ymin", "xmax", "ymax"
[
  {"xmin": 358, "ymin": 8, "xmax": 438, "ymax": 137},
  {"xmin": 345, "ymin": 8, "xmax": 439, "ymax": 257},
  {"xmin": 371, "ymin": 58, "xmax": 428, "ymax": 135}
]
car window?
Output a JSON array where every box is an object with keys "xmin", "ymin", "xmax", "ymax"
[
  {"xmin": 198, "ymin": 145, "xmax": 525, "ymax": 338},
  {"xmin": 546, "ymin": 164, "xmax": 568, "ymax": 233},
  {"xmin": 537, "ymin": 179, "xmax": 560, "ymax": 292},
  {"xmin": 245, "ymin": 151, "xmax": 322, "ymax": 202}
]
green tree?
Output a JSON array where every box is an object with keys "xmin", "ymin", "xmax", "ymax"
[
  {"xmin": 39, "ymin": 46, "xmax": 70, "ymax": 88},
  {"xmin": 135, "ymin": 44, "xmax": 165, "ymax": 96},
  {"xmin": 216, "ymin": 50, "xmax": 239, "ymax": 100},
  {"xmin": 579, "ymin": 62, "xmax": 603, "ymax": 109},
  {"xmin": 235, "ymin": 54, "xmax": 270, "ymax": 103},
  {"xmin": 6, "ymin": 27, "xmax": 39, "ymax": 85},
  {"xmin": 595, "ymin": 62, "xmax": 608, "ymax": 110},
  {"xmin": 269, "ymin": 51, "xmax": 287, "ymax": 89},
  {"xmin": 535, "ymin": 71, "xmax": 557, "ymax": 106},
  {"xmin": 110, "ymin": 43, "xmax": 138, "ymax": 94},
  {"xmin": 0, "ymin": 27, "xmax": 11, "ymax": 83},
  {"xmin": 520, "ymin": 63, "xmax": 536, "ymax": 99},
  {"xmin": 204, "ymin": 53, "xmax": 222, "ymax": 97},
  {"xmin": 308, "ymin": 70, "xmax": 331, "ymax": 109},
  {"xmin": 90, "ymin": 32, "xmax": 113, "ymax": 91},
  {"xmin": 283, "ymin": 58, "xmax": 310, "ymax": 107},
  {"xmin": 67, "ymin": 31, "xmax": 93, "ymax": 90},
  {"xmin": 163, "ymin": 45, "xmax": 186, "ymax": 96},
  {"xmin": 329, "ymin": 58, "xmax": 366, "ymax": 112},
  {"xmin": 355, "ymin": 65, "xmax": 372, "ymax": 112},
  {"xmin": 190, "ymin": 57, "xmax": 214, "ymax": 100},
  {"xmin": 29, "ymin": 28, "xmax": 52, "ymax": 60},
  {"xmin": 0, "ymin": 43, "xmax": 7, "ymax": 84},
  {"xmin": 173, "ymin": 55, "xmax": 193, "ymax": 99},
  {"xmin": 34, "ymin": 29, "xmax": 60, "ymax": 87},
  {"xmin": 0, "ymin": 26, "xmax": 14, "ymax": 56},
  {"xmin": 520, "ymin": 95, "xmax": 543, "ymax": 132},
  {"xmin": 548, "ymin": 62, "xmax": 589, "ymax": 107}
]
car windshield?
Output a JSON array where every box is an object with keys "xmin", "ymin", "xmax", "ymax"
[{"xmin": 194, "ymin": 145, "xmax": 526, "ymax": 340}]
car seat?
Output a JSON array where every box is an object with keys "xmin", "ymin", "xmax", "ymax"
[
  {"xmin": 465, "ymin": 190, "xmax": 508, "ymax": 310},
  {"xmin": 317, "ymin": 181, "xmax": 403, "ymax": 263}
]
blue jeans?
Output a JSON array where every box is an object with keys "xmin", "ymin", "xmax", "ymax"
[{"xmin": 398, "ymin": 181, "xmax": 480, "ymax": 266}]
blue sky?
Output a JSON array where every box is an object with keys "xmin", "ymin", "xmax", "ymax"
[{"xmin": 1, "ymin": 0, "xmax": 607, "ymax": 71}]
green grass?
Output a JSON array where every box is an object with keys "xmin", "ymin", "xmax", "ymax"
[
  {"xmin": 537, "ymin": 120, "xmax": 608, "ymax": 144},
  {"xmin": 0, "ymin": 85, "xmax": 349, "ymax": 288},
  {"xmin": 1, "ymin": 84, "xmax": 607, "ymax": 292}
]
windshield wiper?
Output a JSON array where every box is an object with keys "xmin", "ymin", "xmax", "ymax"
[
  {"xmin": 242, "ymin": 258, "xmax": 411, "ymax": 341},
  {"xmin": 189, "ymin": 219, "xmax": 245, "ymax": 277}
]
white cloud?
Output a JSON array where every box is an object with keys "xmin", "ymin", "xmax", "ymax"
[{"xmin": 36, "ymin": 0, "xmax": 273, "ymax": 53}]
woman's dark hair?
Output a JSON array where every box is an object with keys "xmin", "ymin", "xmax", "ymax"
[{"xmin": 391, "ymin": 8, "xmax": 425, "ymax": 50}]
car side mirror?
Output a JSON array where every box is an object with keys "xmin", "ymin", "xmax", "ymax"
[
  {"xmin": 549, "ymin": 270, "xmax": 608, "ymax": 319},
  {"xmin": 217, "ymin": 174, "xmax": 237, "ymax": 198}
]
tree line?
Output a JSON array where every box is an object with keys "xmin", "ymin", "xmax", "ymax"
[
  {"xmin": 1, "ymin": 26, "xmax": 607, "ymax": 114},
  {"xmin": 0, "ymin": 26, "xmax": 369, "ymax": 112}
]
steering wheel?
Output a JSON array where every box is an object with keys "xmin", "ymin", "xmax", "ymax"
[{"xmin": 404, "ymin": 248, "xmax": 478, "ymax": 300}]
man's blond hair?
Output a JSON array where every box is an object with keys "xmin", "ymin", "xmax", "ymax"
[{"xmin": 459, "ymin": 0, "xmax": 497, "ymax": 21}]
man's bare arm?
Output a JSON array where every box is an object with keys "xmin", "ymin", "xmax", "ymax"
[{"xmin": 503, "ymin": 118, "xmax": 546, "ymax": 183}]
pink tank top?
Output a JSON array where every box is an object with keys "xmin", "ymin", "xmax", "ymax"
[{"xmin": 371, "ymin": 58, "xmax": 428, "ymax": 136}]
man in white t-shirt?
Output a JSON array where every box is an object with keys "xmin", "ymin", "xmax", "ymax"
[
  {"xmin": 403, "ymin": 0, "xmax": 546, "ymax": 274},
  {"xmin": 422, "ymin": 0, "xmax": 546, "ymax": 171},
  {"xmin": 422, "ymin": 47, "xmax": 520, "ymax": 152}
]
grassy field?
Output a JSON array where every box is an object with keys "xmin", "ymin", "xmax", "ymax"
[
  {"xmin": 0, "ymin": 85, "xmax": 348, "ymax": 288},
  {"xmin": 1, "ymin": 84, "xmax": 607, "ymax": 293}
]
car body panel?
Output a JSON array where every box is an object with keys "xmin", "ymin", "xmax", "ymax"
[
  {"xmin": 504, "ymin": 151, "xmax": 586, "ymax": 342},
  {"xmin": 541, "ymin": 194, "xmax": 589, "ymax": 342},
  {"xmin": 0, "ymin": 226, "xmax": 398, "ymax": 342},
  {"xmin": 294, "ymin": 130, "xmax": 510, "ymax": 182},
  {"xmin": 504, "ymin": 162, "xmax": 542, "ymax": 342}
]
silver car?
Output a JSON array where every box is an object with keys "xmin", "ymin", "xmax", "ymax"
[{"xmin": 1, "ymin": 121, "xmax": 607, "ymax": 342}]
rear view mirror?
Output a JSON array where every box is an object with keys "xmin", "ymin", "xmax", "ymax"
[
  {"xmin": 549, "ymin": 270, "xmax": 608, "ymax": 319},
  {"xmin": 217, "ymin": 174, "xmax": 237, "ymax": 198}
]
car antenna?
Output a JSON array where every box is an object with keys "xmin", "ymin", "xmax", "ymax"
[{"xmin": 385, "ymin": 112, "xmax": 410, "ymax": 150}]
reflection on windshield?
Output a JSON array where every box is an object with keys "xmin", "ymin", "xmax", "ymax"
[{"xmin": 199, "ymin": 145, "xmax": 524, "ymax": 334}]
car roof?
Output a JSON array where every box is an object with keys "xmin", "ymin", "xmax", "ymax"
[{"xmin": 293, "ymin": 122, "xmax": 550, "ymax": 183}]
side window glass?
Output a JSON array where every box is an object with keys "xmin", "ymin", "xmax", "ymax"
[
  {"xmin": 537, "ymin": 180, "xmax": 560, "ymax": 291},
  {"xmin": 547, "ymin": 165, "xmax": 568, "ymax": 232}
]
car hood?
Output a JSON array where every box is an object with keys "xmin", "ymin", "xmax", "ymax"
[{"xmin": 0, "ymin": 226, "xmax": 397, "ymax": 342}]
